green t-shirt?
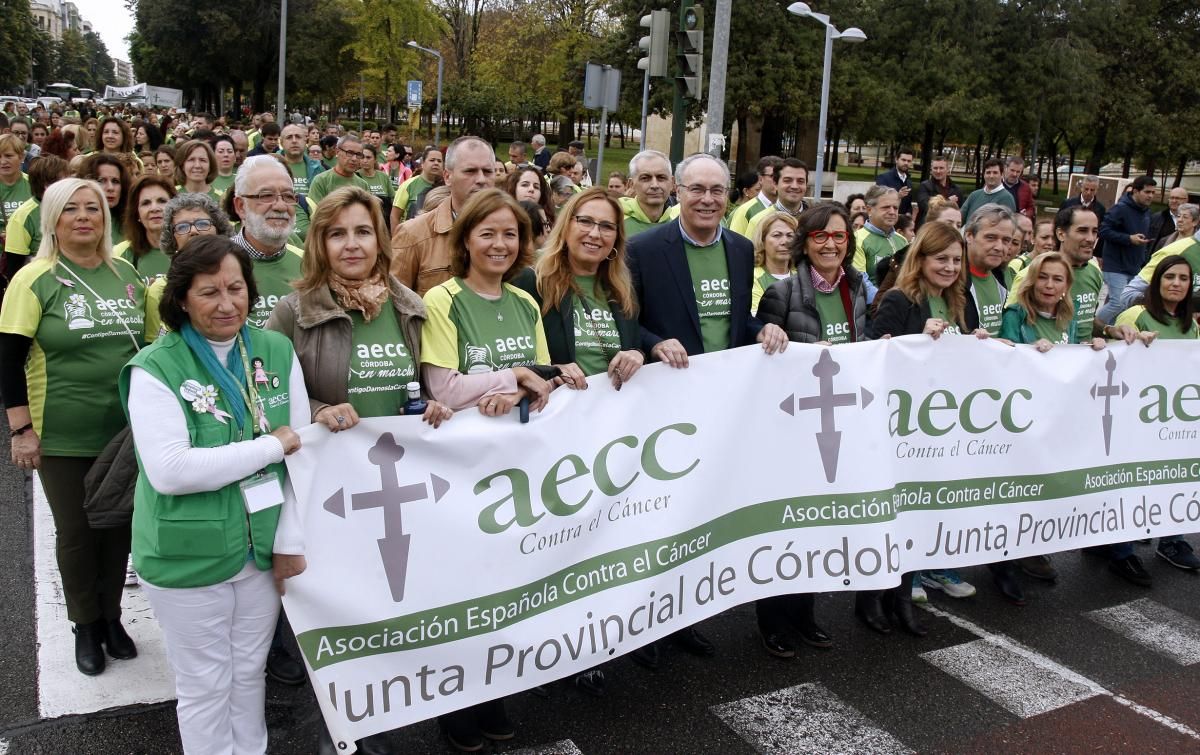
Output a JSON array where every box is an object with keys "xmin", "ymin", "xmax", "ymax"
[
  {"xmin": 1031, "ymin": 311, "xmax": 1071, "ymax": 344},
  {"xmin": 0, "ymin": 256, "xmax": 147, "ymax": 455},
  {"xmin": 970, "ymin": 271, "xmax": 1005, "ymax": 335},
  {"xmin": 347, "ymin": 308, "xmax": 416, "ymax": 417},
  {"xmin": 1136, "ymin": 239, "xmax": 1200, "ymax": 293},
  {"xmin": 4, "ymin": 197, "xmax": 39, "ymax": 256},
  {"xmin": 999, "ymin": 304, "xmax": 1074, "ymax": 345},
  {"xmin": 728, "ymin": 197, "xmax": 769, "ymax": 237},
  {"xmin": 0, "ymin": 174, "xmax": 31, "ymax": 236},
  {"xmin": 1115, "ymin": 305, "xmax": 1198, "ymax": 340},
  {"xmin": 212, "ymin": 173, "xmax": 236, "ymax": 195},
  {"xmin": 960, "ymin": 187, "xmax": 1016, "ymax": 225},
  {"xmin": 571, "ymin": 275, "xmax": 622, "ymax": 377},
  {"xmin": 118, "ymin": 242, "xmax": 172, "ymax": 282},
  {"xmin": 813, "ymin": 288, "xmax": 853, "ymax": 343},
  {"xmin": 307, "ymin": 169, "xmax": 369, "ymax": 207},
  {"xmin": 359, "ymin": 171, "xmax": 395, "ymax": 203},
  {"xmin": 751, "ymin": 266, "xmax": 789, "ymax": 316},
  {"xmin": 286, "ymin": 159, "xmax": 310, "ymax": 195},
  {"xmin": 421, "ymin": 277, "xmax": 550, "ymax": 374},
  {"xmin": 927, "ymin": 294, "xmax": 963, "ymax": 335},
  {"xmin": 398, "ymin": 175, "xmax": 434, "ymax": 221},
  {"xmin": 248, "ymin": 249, "xmax": 304, "ymax": 329},
  {"xmin": 853, "ymin": 226, "xmax": 907, "ymax": 283},
  {"xmin": 685, "ymin": 239, "xmax": 732, "ymax": 353},
  {"xmin": 1070, "ymin": 262, "xmax": 1103, "ymax": 339}
]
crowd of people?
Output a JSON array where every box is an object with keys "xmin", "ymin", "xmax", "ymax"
[{"xmin": 0, "ymin": 102, "xmax": 1197, "ymax": 755}]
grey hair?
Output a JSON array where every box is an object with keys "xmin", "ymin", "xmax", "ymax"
[
  {"xmin": 1081, "ymin": 174, "xmax": 1099, "ymax": 185},
  {"xmin": 234, "ymin": 154, "xmax": 290, "ymax": 196},
  {"xmin": 864, "ymin": 185, "xmax": 898, "ymax": 207},
  {"xmin": 1004, "ymin": 155, "xmax": 1024, "ymax": 168},
  {"xmin": 629, "ymin": 149, "xmax": 671, "ymax": 178},
  {"xmin": 337, "ymin": 134, "xmax": 362, "ymax": 149},
  {"xmin": 1179, "ymin": 203, "xmax": 1199, "ymax": 222},
  {"xmin": 444, "ymin": 136, "xmax": 492, "ymax": 171},
  {"xmin": 160, "ymin": 192, "xmax": 234, "ymax": 254},
  {"xmin": 963, "ymin": 202, "xmax": 1015, "ymax": 236},
  {"xmin": 531, "ymin": 133, "xmax": 546, "ymax": 147},
  {"xmin": 674, "ymin": 153, "xmax": 729, "ymax": 186}
]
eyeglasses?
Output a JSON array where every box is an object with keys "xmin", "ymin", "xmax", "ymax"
[
  {"xmin": 242, "ymin": 191, "xmax": 298, "ymax": 205},
  {"xmin": 339, "ymin": 148, "xmax": 365, "ymax": 159},
  {"xmin": 172, "ymin": 219, "xmax": 215, "ymax": 234},
  {"xmin": 681, "ymin": 184, "xmax": 728, "ymax": 199},
  {"xmin": 574, "ymin": 215, "xmax": 619, "ymax": 235},
  {"xmin": 807, "ymin": 230, "xmax": 850, "ymax": 245}
]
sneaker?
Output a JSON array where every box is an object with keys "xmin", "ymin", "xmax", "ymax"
[
  {"xmin": 922, "ymin": 569, "xmax": 976, "ymax": 598},
  {"xmin": 125, "ymin": 562, "xmax": 139, "ymax": 587},
  {"xmin": 1018, "ymin": 554, "xmax": 1058, "ymax": 581},
  {"xmin": 574, "ymin": 668, "xmax": 607, "ymax": 696},
  {"xmin": 1156, "ymin": 540, "xmax": 1200, "ymax": 571},
  {"xmin": 911, "ymin": 572, "xmax": 928, "ymax": 603},
  {"xmin": 1109, "ymin": 554, "xmax": 1152, "ymax": 587}
]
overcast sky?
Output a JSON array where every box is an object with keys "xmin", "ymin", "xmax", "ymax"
[{"xmin": 85, "ymin": 0, "xmax": 133, "ymax": 63}]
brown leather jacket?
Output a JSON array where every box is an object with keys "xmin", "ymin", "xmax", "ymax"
[
  {"xmin": 390, "ymin": 199, "xmax": 454, "ymax": 297},
  {"xmin": 265, "ymin": 276, "xmax": 426, "ymax": 420}
]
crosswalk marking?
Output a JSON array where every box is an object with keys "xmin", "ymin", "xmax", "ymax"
[
  {"xmin": 33, "ymin": 474, "xmax": 176, "ymax": 718},
  {"xmin": 922, "ymin": 639, "xmax": 1100, "ymax": 717},
  {"xmin": 508, "ymin": 740, "xmax": 583, "ymax": 755},
  {"xmin": 711, "ymin": 682, "xmax": 913, "ymax": 754},
  {"xmin": 1086, "ymin": 598, "xmax": 1200, "ymax": 666},
  {"xmin": 920, "ymin": 602, "xmax": 1200, "ymax": 740}
]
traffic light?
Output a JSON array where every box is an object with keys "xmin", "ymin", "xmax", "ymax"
[
  {"xmin": 675, "ymin": 5, "xmax": 704, "ymax": 99},
  {"xmin": 637, "ymin": 10, "xmax": 670, "ymax": 78}
]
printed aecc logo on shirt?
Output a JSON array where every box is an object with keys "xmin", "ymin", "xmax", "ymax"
[{"xmin": 64, "ymin": 293, "xmax": 95, "ymax": 329}]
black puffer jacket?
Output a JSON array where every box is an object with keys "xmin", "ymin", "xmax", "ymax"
[
  {"xmin": 82, "ymin": 426, "xmax": 136, "ymax": 528},
  {"xmin": 756, "ymin": 262, "xmax": 868, "ymax": 343}
]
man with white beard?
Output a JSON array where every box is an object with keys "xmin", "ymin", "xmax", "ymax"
[{"xmin": 230, "ymin": 156, "xmax": 305, "ymax": 329}]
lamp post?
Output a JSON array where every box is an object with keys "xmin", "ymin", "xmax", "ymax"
[
  {"xmin": 787, "ymin": 2, "xmax": 865, "ymax": 200},
  {"xmin": 406, "ymin": 41, "xmax": 443, "ymax": 146}
]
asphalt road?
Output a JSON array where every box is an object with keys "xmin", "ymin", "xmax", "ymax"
[{"xmin": 2, "ymin": 404, "xmax": 1198, "ymax": 755}]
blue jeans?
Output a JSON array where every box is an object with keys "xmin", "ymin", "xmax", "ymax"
[{"xmin": 1097, "ymin": 271, "xmax": 1134, "ymax": 324}]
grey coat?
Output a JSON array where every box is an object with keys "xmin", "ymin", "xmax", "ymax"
[
  {"xmin": 266, "ymin": 276, "xmax": 426, "ymax": 419},
  {"xmin": 755, "ymin": 262, "xmax": 868, "ymax": 343}
]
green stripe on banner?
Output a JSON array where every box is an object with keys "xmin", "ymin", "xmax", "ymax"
[{"xmin": 297, "ymin": 456, "xmax": 1200, "ymax": 669}]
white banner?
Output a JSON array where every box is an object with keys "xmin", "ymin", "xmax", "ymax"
[{"xmin": 281, "ymin": 336, "xmax": 1200, "ymax": 749}]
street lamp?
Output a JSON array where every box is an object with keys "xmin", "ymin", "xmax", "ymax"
[
  {"xmin": 406, "ymin": 40, "xmax": 443, "ymax": 146},
  {"xmin": 787, "ymin": 2, "xmax": 866, "ymax": 200}
]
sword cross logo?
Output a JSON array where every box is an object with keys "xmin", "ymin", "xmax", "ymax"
[
  {"xmin": 1090, "ymin": 351, "xmax": 1128, "ymax": 456},
  {"xmin": 779, "ymin": 350, "xmax": 874, "ymax": 482},
  {"xmin": 323, "ymin": 433, "xmax": 450, "ymax": 601}
]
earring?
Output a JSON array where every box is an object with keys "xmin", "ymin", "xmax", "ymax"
[{"xmin": 605, "ymin": 249, "xmax": 617, "ymax": 261}]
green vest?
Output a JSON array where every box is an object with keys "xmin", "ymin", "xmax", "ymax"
[{"xmin": 119, "ymin": 328, "xmax": 295, "ymax": 588}]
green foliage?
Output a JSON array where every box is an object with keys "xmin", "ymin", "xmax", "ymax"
[{"xmin": 0, "ymin": 0, "xmax": 34, "ymax": 89}]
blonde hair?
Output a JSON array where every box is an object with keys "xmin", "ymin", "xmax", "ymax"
[
  {"xmin": 1015, "ymin": 251, "xmax": 1074, "ymax": 329},
  {"xmin": 751, "ymin": 211, "xmax": 798, "ymax": 268},
  {"xmin": 894, "ymin": 221, "xmax": 968, "ymax": 329},
  {"xmin": 534, "ymin": 186, "xmax": 636, "ymax": 318},
  {"xmin": 37, "ymin": 178, "xmax": 117, "ymax": 271},
  {"xmin": 297, "ymin": 186, "xmax": 392, "ymax": 293}
]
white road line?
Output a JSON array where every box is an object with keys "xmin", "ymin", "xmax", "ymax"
[
  {"xmin": 508, "ymin": 740, "xmax": 583, "ymax": 755},
  {"xmin": 711, "ymin": 682, "xmax": 914, "ymax": 754},
  {"xmin": 920, "ymin": 603, "xmax": 1200, "ymax": 741},
  {"xmin": 1086, "ymin": 598, "xmax": 1200, "ymax": 666},
  {"xmin": 33, "ymin": 474, "xmax": 176, "ymax": 718},
  {"xmin": 0, "ymin": 737, "xmax": 8, "ymax": 754},
  {"xmin": 921, "ymin": 640, "xmax": 1099, "ymax": 717}
]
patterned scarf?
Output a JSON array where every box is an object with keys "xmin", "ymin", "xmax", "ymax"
[{"xmin": 329, "ymin": 272, "xmax": 388, "ymax": 322}]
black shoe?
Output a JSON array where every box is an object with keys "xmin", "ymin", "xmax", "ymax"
[
  {"xmin": 991, "ymin": 564, "xmax": 1027, "ymax": 606},
  {"xmin": 1157, "ymin": 540, "xmax": 1200, "ymax": 571},
  {"xmin": 1018, "ymin": 554, "xmax": 1059, "ymax": 581},
  {"xmin": 477, "ymin": 700, "xmax": 515, "ymax": 741},
  {"xmin": 316, "ymin": 727, "xmax": 338, "ymax": 755},
  {"xmin": 573, "ymin": 668, "xmax": 606, "ymax": 697},
  {"xmin": 761, "ymin": 632, "xmax": 795, "ymax": 658},
  {"xmin": 73, "ymin": 620, "xmax": 106, "ymax": 676},
  {"xmin": 854, "ymin": 592, "xmax": 891, "ymax": 635},
  {"xmin": 266, "ymin": 647, "xmax": 306, "ymax": 686},
  {"xmin": 1109, "ymin": 554, "xmax": 1152, "ymax": 587},
  {"xmin": 439, "ymin": 713, "xmax": 483, "ymax": 753},
  {"xmin": 630, "ymin": 643, "xmax": 659, "ymax": 670},
  {"xmin": 671, "ymin": 627, "xmax": 715, "ymax": 657},
  {"xmin": 103, "ymin": 619, "xmax": 138, "ymax": 659},
  {"xmin": 358, "ymin": 732, "xmax": 394, "ymax": 755},
  {"xmin": 797, "ymin": 622, "xmax": 833, "ymax": 649},
  {"xmin": 887, "ymin": 586, "xmax": 928, "ymax": 637}
]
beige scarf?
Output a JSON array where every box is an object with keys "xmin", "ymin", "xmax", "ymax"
[{"xmin": 329, "ymin": 272, "xmax": 388, "ymax": 322}]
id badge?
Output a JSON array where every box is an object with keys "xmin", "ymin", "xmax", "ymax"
[{"xmin": 240, "ymin": 471, "xmax": 285, "ymax": 514}]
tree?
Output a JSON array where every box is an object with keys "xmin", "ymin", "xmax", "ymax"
[
  {"xmin": 0, "ymin": 0, "xmax": 34, "ymax": 90},
  {"xmin": 31, "ymin": 28, "xmax": 56, "ymax": 88},
  {"xmin": 56, "ymin": 29, "xmax": 91, "ymax": 87},
  {"xmin": 349, "ymin": 0, "xmax": 443, "ymax": 123},
  {"xmin": 84, "ymin": 31, "xmax": 116, "ymax": 89}
]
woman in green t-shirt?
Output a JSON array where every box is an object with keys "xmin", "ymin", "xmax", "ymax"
[
  {"xmin": 174, "ymin": 139, "xmax": 220, "ymax": 201},
  {"xmin": 1114, "ymin": 254, "xmax": 1197, "ymax": 340},
  {"xmin": 117, "ymin": 175, "xmax": 176, "ymax": 281},
  {"xmin": 80, "ymin": 153, "xmax": 130, "ymax": 246},
  {"xmin": 1000, "ymin": 252, "xmax": 1108, "ymax": 351},
  {"xmin": 750, "ymin": 210, "xmax": 798, "ymax": 315},
  {"xmin": 0, "ymin": 178, "xmax": 149, "ymax": 676}
]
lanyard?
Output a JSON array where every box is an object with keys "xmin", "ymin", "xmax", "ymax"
[{"xmin": 234, "ymin": 333, "xmax": 271, "ymax": 437}]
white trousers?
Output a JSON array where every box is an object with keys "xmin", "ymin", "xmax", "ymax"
[{"xmin": 143, "ymin": 561, "xmax": 281, "ymax": 755}]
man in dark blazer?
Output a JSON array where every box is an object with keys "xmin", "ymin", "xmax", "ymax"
[
  {"xmin": 1060, "ymin": 175, "xmax": 1107, "ymax": 259},
  {"xmin": 625, "ymin": 152, "xmax": 788, "ymax": 667},
  {"xmin": 875, "ymin": 148, "xmax": 914, "ymax": 217}
]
